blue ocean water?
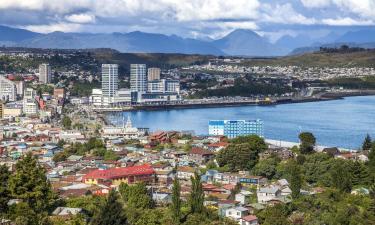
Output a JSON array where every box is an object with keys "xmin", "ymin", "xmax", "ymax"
[{"xmin": 107, "ymin": 96, "xmax": 375, "ymax": 149}]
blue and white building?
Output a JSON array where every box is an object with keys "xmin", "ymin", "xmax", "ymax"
[{"xmin": 208, "ymin": 119, "xmax": 263, "ymax": 138}]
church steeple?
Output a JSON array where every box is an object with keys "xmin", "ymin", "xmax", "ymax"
[{"xmin": 125, "ymin": 115, "xmax": 132, "ymax": 129}]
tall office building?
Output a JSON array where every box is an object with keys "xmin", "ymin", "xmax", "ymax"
[
  {"xmin": 102, "ymin": 64, "xmax": 119, "ymax": 104},
  {"xmin": 39, "ymin": 64, "xmax": 52, "ymax": 83},
  {"xmin": 208, "ymin": 119, "xmax": 263, "ymax": 138},
  {"xmin": 0, "ymin": 76, "xmax": 17, "ymax": 102},
  {"xmin": 23, "ymin": 88, "xmax": 38, "ymax": 115},
  {"xmin": 147, "ymin": 68, "xmax": 161, "ymax": 81},
  {"xmin": 130, "ymin": 64, "xmax": 147, "ymax": 92}
]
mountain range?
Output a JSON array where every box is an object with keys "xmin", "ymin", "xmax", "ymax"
[{"xmin": 1, "ymin": 25, "xmax": 375, "ymax": 56}]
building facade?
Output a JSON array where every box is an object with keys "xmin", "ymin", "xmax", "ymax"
[
  {"xmin": 39, "ymin": 64, "xmax": 52, "ymax": 83},
  {"xmin": 0, "ymin": 76, "xmax": 16, "ymax": 102},
  {"xmin": 23, "ymin": 88, "xmax": 38, "ymax": 115},
  {"xmin": 130, "ymin": 64, "xmax": 147, "ymax": 92},
  {"xmin": 147, "ymin": 79, "xmax": 180, "ymax": 93},
  {"xmin": 147, "ymin": 67, "xmax": 161, "ymax": 81},
  {"xmin": 102, "ymin": 64, "xmax": 119, "ymax": 105},
  {"xmin": 208, "ymin": 119, "xmax": 263, "ymax": 138}
]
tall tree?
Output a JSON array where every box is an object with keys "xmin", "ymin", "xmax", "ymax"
[
  {"xmin": 369, "ymin": 143, "xmax": 375, "ymax": 172},
  {"xmin": 171, "ymin": 178, "xmax": 181, "ymax": 224},
  {"xmin": 119, "ymin": 182, "xmax": 153, "ymax": 209},
  {"xmin": 362, "ymin": 134, "xmax": 372, "ymax": 150},
  {"xmin": 0, "ymin": 164, "xmax": 11, "ymax": 215},
  {"xmin": 350, "ymin": 161, "xmax": 370, "ymax": 186},
  {"xmin": 287, "ymin": 160, "xmax": 302, "ymax": 199},
  {"xmin": 299, "ymin": 132, "xmax": 316, "ymax": 154},
  {"xmin": 8, "ymin": 153, "xmax": 56, "ymax": 214},
  {"xmin": 91, "ymin": 189, "xmax": 127, "ymax": 225},
  {"xmin": 330, "ymin": 160, "xmax": 352, "ymax": 192},
  {"xmin": 189, "ymin": 172, "xmax": 204, "ymax": 214}
]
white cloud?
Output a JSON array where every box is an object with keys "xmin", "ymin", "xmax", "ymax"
[
  {"xmin": 300, "ymin": 0, "xmax": 332, "ymax": 8},
  {"xmin": 24, "ymin": 22, "xmax": 82, "ymax": 33},
  {"xmin": 65, "ymin": 13, "xmax": 95, "ymax": 24},
  {"xmin": 262, "ymin": 3, "xmax": 316, "ymax": 25},
  {"xmin": 322, "ymin": 17, "xmax": 374, "ymax": 26}
]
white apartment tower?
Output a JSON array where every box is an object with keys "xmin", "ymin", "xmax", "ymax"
[
  {"xmin": 102, "ymin": 64, "xmax": 119, "ymax": 105},
  {"xmin": 130, "ymin": 64, "xmax": 147, "ymax": 92},
  {"xmin": 147, "ymin": 67, "xmax": 161, "ymax": 81},
  {"xmin": 39, "ymin": 63, "xmax": 52, "ymax": 83},
  {"xmin": 0, "ymin": 76, "xmax": 17, "ymax": 102}
]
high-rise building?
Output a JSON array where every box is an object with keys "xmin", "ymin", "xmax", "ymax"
[
  {"xmin": 0, "ymin": 101, "xmax": 3, "ymax": 119},
  {"xmin": 39, "ymin": 64, "xmax": 52, "ymax": 83},
  {"xmin": 208, "ymin": 119, "xmax": 263, "ymax": 138},
  {"xmin": 0, "ymin": 76, "xmax": 17, "ymax": 102},
  {"xmin": 130, "ymin": 64, "xmax": 147, "ymax": 92},
  {"xmin": 102, "ymin": 64, "xmax": 119, "ymax": 105},
  {"xmin": 147, "ymin": 67, "xmax": 161, "ymax": 81},
  {"xmin": 23, "ymin": 88, "xmax": 38, "ymax": 115}
]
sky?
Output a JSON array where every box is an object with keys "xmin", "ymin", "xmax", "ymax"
[{"xmin": 0, "ymin": 0, "xmax": 374, "ymax": 41}]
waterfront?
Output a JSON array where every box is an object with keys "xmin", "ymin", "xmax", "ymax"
[{"xmin": 107, "ymin": 96, "xmax": 375, "ymax": 149}]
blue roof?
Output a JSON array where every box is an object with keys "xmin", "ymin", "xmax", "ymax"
[{"xmin": 209, "ymin": 120, "xmax": 225, "ymax": 126}]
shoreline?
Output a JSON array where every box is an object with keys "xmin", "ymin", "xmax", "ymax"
[{"xmin": 98, "ymin": 90, "xmax": 375, "ymax": 113}]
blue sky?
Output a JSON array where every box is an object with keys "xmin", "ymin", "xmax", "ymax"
[{"xmin": 0, "ymin": 0, "xmax": 374, "ymax": 41}]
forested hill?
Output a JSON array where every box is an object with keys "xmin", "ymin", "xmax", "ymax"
[{"xmin": 240, "ymin": 48, "xmax": 375, "ymax": 68}]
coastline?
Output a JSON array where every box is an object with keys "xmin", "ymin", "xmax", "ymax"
[{"xmin": 97, "ymin": 89, "xmax": 375, "ymax": 113}]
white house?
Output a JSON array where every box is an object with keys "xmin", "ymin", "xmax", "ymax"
[
  {"xmin": 235, "ymin": 190, "xmax": 252, "ymax": 205},
  {"xmin": 256, "ymin": 186, "xmax": 281, "ymax": 203},
  {"xmin": 225, "ymin": 206, "xmax": 249, "ymax": 221}
]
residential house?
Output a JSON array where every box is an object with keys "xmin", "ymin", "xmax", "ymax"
[{"xmin": 240, "ymin": 215, "xmax": 259, "ymax": 225}]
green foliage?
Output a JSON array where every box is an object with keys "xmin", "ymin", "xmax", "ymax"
[
  {"xmin": 217, "ymin": 135, "xmax": 266, "ymax": 172},
  {"xmin": 103, "ymin": 150, "xmax": 120, "ymax": 161},
  {"xmin": 288, "ymin": 189, "xmax": 375, "ymax": 224},
  {"xmin": 330, "ymin": 159, "xmax": 352, "ymax": 192},
  {"xmin": 301, "ymin": 153, "xmax": 332, "ymax": 185},
  {"xmin": 369, "ymin": 143, "xmax": 375, "ymax": 172},
  {"xmin": 0, "ymin": 165, "xmax": 11, "ymax": 215},
  {"xmin": 91, "ymin": 189, "xmax": 127, "ymax": 225},
  {"xmin": 52, "ymin": 151, "xmax": 68, "ymax": 163},
  {"xmin": 257, "ymin": 204, "xmax": 290, "ymax": 225},
  {"xmin": 193, "ymin": 77, "xmax": 292, "ymax": 98},
  {"xmin": 298, "ymin": 132, "xmax": 316, "ymax": 154},
  {"xmin": 287, "ymin": 160, "xmax": 303, "ymax": 199},
  {"xmin": 119, "ymin": 183, "xmax": 154, "ymax": 209},
  {"xmin": 171, "ymin": 178, "xmax": 182, "ymax": 224},
  {"xmin": 65, "ymin": 195, "xmax": 105, "ymax": 217},
  {"xmin": 350, "ymin": 161, "xmax": 371, "ymax": 186},
  {"xmin": 9, "ymin": 153, "xmax": 57, "ymax": 214},
  {"xmin": 362, "ymin": 134, "xmax": 372, "ymax": 150},
  {"xmin": 188, "ymin": 172, "xmax": 204, "ymax": 214},
  {"xmin": 252, "ymin": 156, "xmax": 280, "ymax": 179},
  {"xmin": 62, "ymin": 116, "xmax": 72, "ymax": 129}
]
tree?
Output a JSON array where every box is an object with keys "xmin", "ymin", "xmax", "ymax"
[
  {"xmin": 369, "ymin": 143, "xmax": 375, "ymax": 172},
  {"xmin": 217, "ymin": 142, "xmax": 263, "ymax": 172},
  {"xmin": 62, "ymin": 116, "xmax": 72, "ymax": 129},
  {"xmin": 171, "ymin": 178, "xmax": 181, "ymax": 224},
  {"xmin": 228, "ymin": 182, "xmax": 242, "ymax": 200},
  {"xmin": 258, "ymin": 204, "xmax": 289, "ymax": 225},
  {"xmin": 189, "ymin": 172, "xmax": 204, "ymax": 214},
  {"xmin": 299, "ymin": 132, "xmax": 316, "ymax": 154},
  {"xmin": 362, "ymin": 134, "xmax": 372, "ymax": 150},
  {"xmin": 9, "ymin": 153, "xmax": 56, "ymax": 214},
  {"xmin": 252, "ymin": 156, "xmax": 280, "ymax": 179},
  {"xmin": 0, "ymin": 165, "xmax": 11, "ymax": 215},
  {"xmin": 350, "ymin": 161, "xmax": 370, "ymax": 186},
  {"xmin": 91, "ymin": 189, "xmax": 127, "ymax": 225},
  {"xmin": 287, "ymin": 160, "xmax": 302, "ymax": 199},
  {"xmin": 119, "ymin": 182, "xmax": 153, "ymax": 209},
  {"xmin": 330, "ymin": 160, "xmax": 352, "ymax": 192}
]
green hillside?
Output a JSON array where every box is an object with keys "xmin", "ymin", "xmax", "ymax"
[{"xmin": 240, "ymin": 50, "xmax": 375, "ymax": 67}]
